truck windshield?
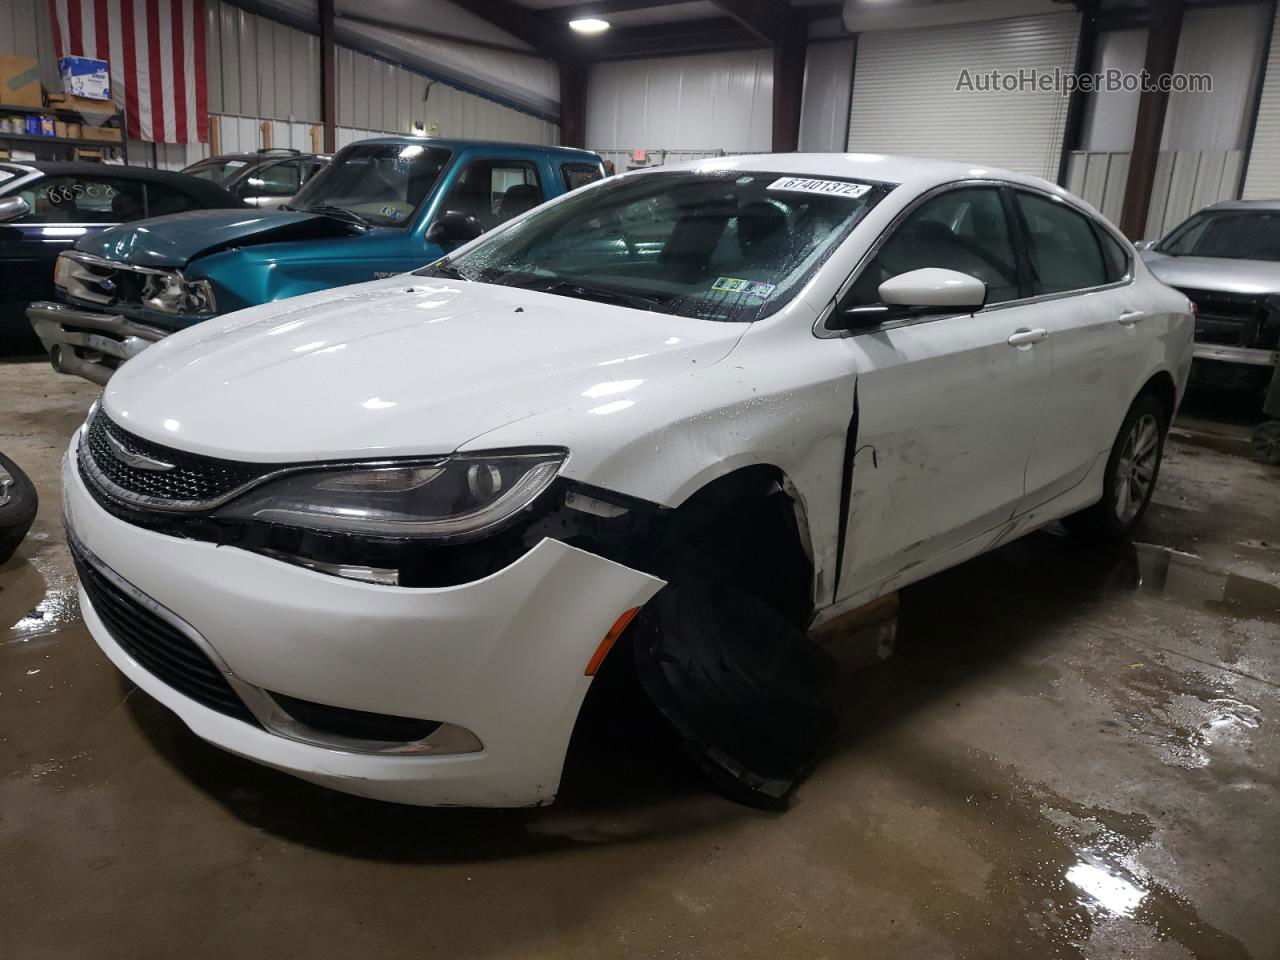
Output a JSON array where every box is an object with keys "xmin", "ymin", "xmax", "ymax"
[
  {"xmin": 291, "ymin": 143, "xmax": 452, "ymax": 228},
  {"xmin": 1157, "ymin": 209, "xmax": 1280, "ymax": 261},
  {"xmin": 419, "ymin": 170, "xmax": 889, "ymax": 323}
]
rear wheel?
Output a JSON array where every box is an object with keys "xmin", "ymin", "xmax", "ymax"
[{"xmin": 1064, "ymin": 392, "xmax": 1166, "ymax": 541}]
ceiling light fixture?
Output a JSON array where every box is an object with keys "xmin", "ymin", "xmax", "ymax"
[{"xmin": 568, "ymin": 17, "xmax": 610, "ymax": 34}]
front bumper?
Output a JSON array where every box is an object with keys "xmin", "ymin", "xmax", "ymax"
[
  {"xmin": 63, "ymin": 436, "xmax": 665, "ymax": 806},
  {"xmin": 28, "ymin": 301, "xmax": 169, "ymax": 386}
]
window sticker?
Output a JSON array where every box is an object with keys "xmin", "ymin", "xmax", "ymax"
[
  {"xmin": 767, "ymin": 177, "xmax": 871, "ymax": 199},
  {"xmin": 381, "ymin": 205, "xmax": 406, "ymax": 220},
  {"xmin": 712, "ymin": 276, "xmax": 776, "ymax": 298}
]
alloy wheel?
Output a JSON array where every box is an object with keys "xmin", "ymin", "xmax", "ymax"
[{"xmin": 1114, "ymin": 413, "xmax": 1159, "ymax": 524}]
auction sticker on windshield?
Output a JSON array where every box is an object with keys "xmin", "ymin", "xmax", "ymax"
[{"xmin": 768, "ymin": 177, "xmax": 871, "ymax": 198}]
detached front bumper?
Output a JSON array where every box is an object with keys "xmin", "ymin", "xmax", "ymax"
[
  {"xmin": 1193, "ymin": 342, "xmax": 1278, "ymax": 368},
  {"xmin": 28, "ymin": 301, "xmax": 169, "ymax": 385},
  {"xmin": 62, "ymin": 436, "xmax": 665, "ymax": 807}
]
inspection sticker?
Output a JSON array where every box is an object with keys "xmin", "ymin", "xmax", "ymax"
[
  {"xmin": 712, "ymin": 276, "xmax": 776, "ymax": 297},
  {"xmin": 768, "ymin": 177, "xmax": 870, "ymax": 199}
]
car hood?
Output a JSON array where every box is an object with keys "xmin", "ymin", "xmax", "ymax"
[
  {"xmin": 103, "ymin": 277, "xmax": 746, "ymax": 461},
  {"xmin": 76, "ymin": 208, "xmax": 364, "ymax": 268},
  {"xmin": 1142, "ymin": 251, "xmax": 1280, "ymax": 295}
]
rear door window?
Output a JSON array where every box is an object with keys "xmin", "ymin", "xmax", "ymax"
[
  {"xmin": 1014, "ymin": 191, "xmax": 1109, "ymax": 294},
  {"xmin": 561, "ymin": 162, "xmax": 603, "ymax": 191}
]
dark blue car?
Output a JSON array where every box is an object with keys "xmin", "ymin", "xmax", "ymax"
[
  {"xmin": 0, "ymin": 162, "xmax": 242, "ymax": 355},
  {"xmin": 29, "ymin": 138, "xmax": 605, "ymax": 383}
]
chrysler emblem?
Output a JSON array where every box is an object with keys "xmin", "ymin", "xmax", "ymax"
[{"xmin": 104, "ymin": 431, "xmax": 175, "ymax": 472}]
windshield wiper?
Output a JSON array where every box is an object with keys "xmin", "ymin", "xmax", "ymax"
[
  {"xmin": 427, "ymin": 263, "xmax": 467, "ymax": 280},
  {"xmin": 302, "ymin": 204, "xmax": 370, "ymax": 231},
  {"xmin": 505, "ymin": 276, "xmax": 671, "ymax": 312}
]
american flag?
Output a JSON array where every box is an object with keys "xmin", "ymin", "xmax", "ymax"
[{"xmin": 47, "ymin": 0, "xmax": 208, "ymax": 144}]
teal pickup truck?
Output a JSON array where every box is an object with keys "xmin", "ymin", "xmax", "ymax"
[{"xmin": 29, "ymin": 137, "xmax": 605, "ymax": 384}]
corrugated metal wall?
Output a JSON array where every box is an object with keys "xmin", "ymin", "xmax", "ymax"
[
  {"xmin": 798, "ymin": 39, "xmax": 854, "ymax": 153},
  {"xmin": 848, "ymin": 13, "xmax": 1080, "ymax": 180},
  {"xmin": 1244, "ymin": 5, "xmax": 1280, "ymax": 199},
  {"xmin": 586, "ymin": 50, "xmax": 773, "ymax": 156},
  {"xmin": 1065, "ymin": 148, "xmax": 1245, "ymax": 239},
  {"xmin": 0, "ymin": 0, "xmax": 59, "ymax": 88},
  {"xmin": 4, "ymin": 0, "xmax": 555, "ymax": 171}
]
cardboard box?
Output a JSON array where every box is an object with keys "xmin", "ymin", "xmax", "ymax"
[
  {"xmin": 80, "ymin": 125, "xmax": 122, "ymax": 143},
  {"xmin": 58, "ymin": 56, "xmax": 110, "ymax": 100},
  {"xmin": 0, "ymin": 54, "xmax": 42, "ymax": 108},
  {"xmin": 49, "ymin": 92, "xmax": 115, "ymax": 116},
  {"xmin": 66, "ymin": 121, "xmax": 82, "ymax": 138}
]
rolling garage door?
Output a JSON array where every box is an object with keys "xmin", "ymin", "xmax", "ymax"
[
  {"xmin": 847, "ymin": 12, "xmax": 1081, "ymax": 181},
  {"xmin": 1243, "ymin": 5, "xmax": 1280, "ymax": 199}
]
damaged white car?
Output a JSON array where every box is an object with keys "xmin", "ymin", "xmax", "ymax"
[{"xmin": 63, "ymin": 155, "xmax": 1193, "ymax": 809}]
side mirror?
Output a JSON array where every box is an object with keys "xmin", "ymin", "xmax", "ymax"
[
  {"xmin": 879, "ymin": 268, "xmax": 987, "ymax": 310},
  {"xmin": 426, "ymin": 210, "xmax": 483, "ymax": 251},
  {"xmin": 1135, "ymin": 239, "xmax": 1156, "ymax": 251},
  {"xmin": 830, "ymin": 268, "xmax": 987, "ymax": 332},
  {"xmin": 0, "ymin": 195, "xmax": 31, "ymax": 223}
]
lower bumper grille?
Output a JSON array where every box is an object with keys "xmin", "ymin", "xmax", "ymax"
[{"xmin": 71, "ymin": 540, "xmax": 258, "ymax": 726}]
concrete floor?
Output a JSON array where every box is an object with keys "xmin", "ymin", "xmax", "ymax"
[{"xmin": 2, "ymin": 358, "xmax": 1278, "ymax": 960}]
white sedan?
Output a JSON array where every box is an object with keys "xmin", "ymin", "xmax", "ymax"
[{"xmin": 63, "ymin": 155, "xmax": 1193, "ymax": 809}]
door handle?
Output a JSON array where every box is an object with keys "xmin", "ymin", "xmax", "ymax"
[
  {"xmin": 1007, "ymin": 327, "xmax": 1048, "ymax": 347},
  {"xmin": 1118, "ymin": 310, "xmax": 1145, "ymax": 327}
]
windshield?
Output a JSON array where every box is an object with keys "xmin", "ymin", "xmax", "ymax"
[
  {"xmin": 1157, "ymin": 209, "xmax": 1280, "ymax": 261},
  {"xmin": 418, "ymin": 170, "xmax": 888, "ymax": 323},
  {"xmin": 291, "ymin": 143, "xmax": 452, "ymax": 228},
  {"xmin": 185, "ymin": 158, "xmax": 249, "ymax": 184}
]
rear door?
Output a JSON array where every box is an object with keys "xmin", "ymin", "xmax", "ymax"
[
  {"xmin": 1010, "ymin": 190, "xmax": 1142, "ymax": 511},
  {"xmin": 833, "ymin": 183, "xmax": 1051, "ymax": 602}
]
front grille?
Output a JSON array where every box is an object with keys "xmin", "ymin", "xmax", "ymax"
[
  {"xmin": 60, "ymin": 253, "xmax": 156, "ymax": 310},
  {"xmin": 1175, "ymin": 286, "xmax": 1275, "ymax": 349},
  {"xmin": 71, "ymin": 539, "xmax": 258, "ymax": 725},
  {"xmin": 83, "ymin": 407, "xmax": 284, "ymax": 509}
]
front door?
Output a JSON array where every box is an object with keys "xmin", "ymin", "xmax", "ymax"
[{"xmin": 833, "ymin": 184, "xmax": 1051, "ymax": 603}]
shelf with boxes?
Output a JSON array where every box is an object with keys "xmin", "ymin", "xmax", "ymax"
[{"xmin": 0, "ymin": 54, "xmax": 127, "ymax": 163}]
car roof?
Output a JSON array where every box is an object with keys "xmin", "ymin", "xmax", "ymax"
[
  {"xmin": 658, "ymin": 152, "xmax": 1071, "ymax": 197},
  {"xmin": 13, "ymin": 161, "xmax": 243, "ymax": 205},
  {"xmin": 191, "ymin": 152, "xmax": 322, "ymax": 164},
  {"xmin": 1204, "ymin": 198, "xmax": 1280, "ymax": 212},
  {"xmin": 350, "ymin": 136, "xmax": 602, "ymax": 161}
]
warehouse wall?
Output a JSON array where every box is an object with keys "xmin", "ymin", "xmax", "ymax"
[
  {"xmin": 586, "ymin": 49, "xmax": 773, "ymax": 157},
  {"xmin": 0, "ymin": 0, "xmax": 59, "ymax": 88},
  {"xmin": 1073, "ymin": 4, "xmax": 1272, "ymax": 233},
  {"xmin": 4, "ymin": 0, "xmax": 556, "ymax": 171},
  {"xmin": 798, "ymin": 39, "xmax": 854, "ymax": 153},
  {"xmin": 1244, "ymin": 3, "xmax": 1280, "ymax": 199}
]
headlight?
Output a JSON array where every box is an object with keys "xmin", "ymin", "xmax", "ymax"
[
  {"xmin": 214, "ymin": 451, "xmax": 566, "ymax": 543},
  {"xmin": 141, "ymin": 271, "xmax": 217, "ymax": 315},
  {"xmin": 53, "ymin": 253, "xmax": 75, "ymax": 289}
]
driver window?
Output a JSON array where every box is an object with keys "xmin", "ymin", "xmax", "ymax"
[
  {"xmin": 441, "ymin": 159, "xmax": 543, "ymax": 231},
  {"xmin": 846, "ymin": 186, "xmax": 1020, "ymax": 307}
]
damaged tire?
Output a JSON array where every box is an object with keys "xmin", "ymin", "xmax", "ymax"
[
  {"xmin": 0, "ymin": 452, "xmax": 38, "ymax": 566},
  {"xmin": 1064, "ymin": 392, "xmax": 1166, "ymax": 541},
  {"xmin": 628, "ymin": 472, "xmax": 834, "ymax": 811}
]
